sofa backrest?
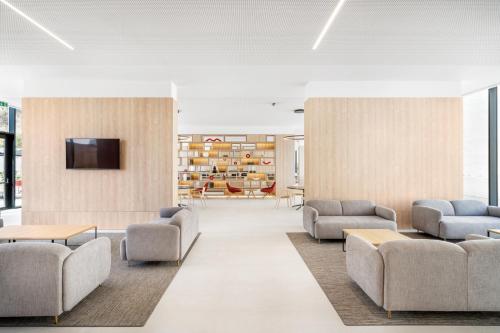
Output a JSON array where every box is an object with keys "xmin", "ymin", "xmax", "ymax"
[
  {"xmin": 341, "ymin": 200, "xmax": 376, "ymax": 216},
  {"xmin": 378, "ymin": 239, "xmax": 468, "ymax": 311},
  {"xmin": 451, "ymin": 200, "xmax": 488, "ymax": 216},
  {"xmin": 458, "ymin": 239, "xmax": 500, "ymax": 311},
  {"xmin": 305, "ymin": 200, "xmax": 342, "ymax": 216},
  {"xmin": 0, "ymin": 242, "xmax": 71, "ymax": 316},
  {"xmin": 413, "ymin": 200, "xmax": 455, "ymax": 216}
]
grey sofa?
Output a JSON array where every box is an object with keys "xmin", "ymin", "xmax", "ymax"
[
  {"xmin": 412, "ymin": 199, "xmax": 500, "ymax": 240},
  {"xmin": 346, "ymin": 235, "xmax": 500, "ymax": 316},
  {"xmin": 120, "ymin": 206, "xmax": 199, "ymax": 264},
  {"xmin": 303, "ymin": 200, "xmax": 397, "ymax": 240},
  {"xmin": 0, "ymin": 237, "xmax": 111, "ymax": 323}
]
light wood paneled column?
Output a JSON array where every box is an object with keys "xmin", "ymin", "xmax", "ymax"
[
  {"xmin": 304, "ymin": 97, "xmax": 463, "ymax": 229},
  {"xmin": 22, "ymin": 97, "xmax": 178, "ymax": 229}
]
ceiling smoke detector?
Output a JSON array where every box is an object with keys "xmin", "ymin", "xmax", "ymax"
[{"xmin": 293, "ymin": 108, "xmax": 304, "ymax": 114}]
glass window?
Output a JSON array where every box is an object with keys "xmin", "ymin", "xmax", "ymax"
[
  {"xmin": 15, "ymin": 109, "xmax": 22, "ymax": 207},
  {"xmin": 463, "ymin": 89, "xmax": 489, "ymax": 203},
  {"xmin": 0, "ymin": 102, "xmax": 8, "ymax": 132}
]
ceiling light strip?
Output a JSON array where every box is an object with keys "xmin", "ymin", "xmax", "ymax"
[
  {"xmin": 312, "ymin": 0, "xmax": 348, "ymax": 50},
  {"xmin": 0, "ymin": 0, "xmax": 74, "ymax": 50}
]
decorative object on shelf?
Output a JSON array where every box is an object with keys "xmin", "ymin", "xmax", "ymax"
[
  {"xmin": 212, "ymin": 165, "xmax": 218, "ymax": 173},
  {"xmin": 262, "ymin": 160, "xmax": 272, "ymax": 165},
  {"xmin": 178, "ymin": 135, "xmax": 192, "ymax": 142},
  {"xmin": 233, "ymin": 161, "xmax": 238, "ymax": 165},
  {"xmin": 203, "ymin": 136, "xmax": 224, "ymax": 142},
  {"xmin": 225, "ymin": 135, "xmax": 247, "ymax": 143},
  {"xmin": 209, "ymin": 175, "xmax": 215, "ymax": 180},
  {"xmin": 245, "ymin": 153, "xmax": 251, "ymax": 158},
  {"xmin": 266, "ymin": 135, "xmax": 275, "ymax": 142},
  {"xmin": 283, "ymin": 134, "xmax": 304, "ymax": 141}
]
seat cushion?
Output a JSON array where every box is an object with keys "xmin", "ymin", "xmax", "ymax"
[
  {"xmin": 439, "ymin": 216, "xmax": 500, "ymax": 239},
  {"xmin": 413, "ymin": 200, "xmax": 455, "ymax": 216},
  {"xmin": 450, "ymin": 200, "xmax": 488, "ymax": 216},
  {"xmin": 341, "ymin": 200, "xmax": 376, "ymax": 216},
  {"xmin": 305, "ymin": 200, "xmax": 342, "ymax": 216},
  {"xmin": 315, "ymin": 216, "xmax": 397, "ymax": 239}
]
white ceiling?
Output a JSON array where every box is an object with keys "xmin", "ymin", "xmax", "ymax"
[{"xmin": 1, "ymin": 0, "xmax": 500, "ymax": 132}]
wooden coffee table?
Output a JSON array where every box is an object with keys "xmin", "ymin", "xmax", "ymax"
[
  {"xmin": 342, "ymin": 229, "xmax": 410, "ymax": 252},
  {"xmin": 487, "ymin": 229, "xmax": 500, "ymax": 237},
  {"xmin": 0, "ymin": 224, "xmax": 98, "ymax": 246}
]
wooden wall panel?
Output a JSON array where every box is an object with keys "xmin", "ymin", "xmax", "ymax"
[
  {"xmin": 304, "ymin": 97, "xmax": 463, "ymax": 229},
  {"xmin": 275, "ymin": 135, "xmax": 296, "ymax": 194},
  {"xmin": 22, "ymin": 98, "xmax": 177, "ymax": 229}
]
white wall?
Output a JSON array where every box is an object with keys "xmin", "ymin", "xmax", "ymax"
[{"xmin": 305, "ymin": 81, "xmax": 462, "ymax": 98}]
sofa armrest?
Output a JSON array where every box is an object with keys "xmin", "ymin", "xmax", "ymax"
[
  {"xmin": 62, "ymin": 237, "xmax": 111, "ymax": 311},
  {"xmin": 411, "ymin": 206, "xmax": 442, "ymax": 237},
  {"xmin": 375, "ymin": 205, "xmax": 396, "ymax": 221},
  {"xmin": 160, "ymin": 207, "xmax": 183, "ymax": 218},
  {"xmin": 125, "ymin": 223, "xmax": 180, "ymax": 261},
  {"xmin": 488, "ymin": 206, "xmax": 500, "ymax": 218},
  {"xmin": 346, "ymin": 235, "xmax": 384, "ymax": 306},
  {"xmin": 303, "ymin": 205, "xmax": 319, "ymax": 238}
]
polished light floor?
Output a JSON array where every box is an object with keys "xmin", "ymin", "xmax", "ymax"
[{"xmin": 1, "ymin": 201, "xmax": 498, "ymax": 332}]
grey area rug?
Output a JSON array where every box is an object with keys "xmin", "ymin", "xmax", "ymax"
[
  {"xmin": 287, "ymin": 232, "xmax": 500, "ymax": 326},
  {"xmin": 0, "ymin": 232, "xmax": 196, "ymax": 327}
]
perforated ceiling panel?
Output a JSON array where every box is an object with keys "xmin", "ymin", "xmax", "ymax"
[{"xmin": 1, "ymin": 0, "xmax": 499, "ymax": 66}]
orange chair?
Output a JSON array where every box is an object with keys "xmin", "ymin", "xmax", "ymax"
[
  {"xmin": 226, "ymin": 182, "xmax": 244, "ymax": 197},
  {"xmin": 260, "ymin": 182, "xmax": 276, "ymax": 198}
]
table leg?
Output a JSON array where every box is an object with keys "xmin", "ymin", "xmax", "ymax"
[
  {"xmin": 95, "ymin": 226, "xmax": 98, "ymax": 239},
  {"xmin": 342, "ymin": 231, "xmax": 346, "ymax": 252},
  {"xmin": 488, "ymin": 230, "xmax": 490, "ymax": 237},
  {"xmin": 51, "ymin": 240, "xmax": 54, "ymax": 243},
  {"xmin": 65, "ymin": 239, "xmax": 68, "ymax": 246}
]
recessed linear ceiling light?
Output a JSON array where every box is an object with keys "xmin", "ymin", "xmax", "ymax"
[
  {"xmin": 312, "ymin": 0, "xmax": 348, "ymax": 50},
  {"xmin": 0, "ymin": 0, "xmax": 74, "ymax": 50}
]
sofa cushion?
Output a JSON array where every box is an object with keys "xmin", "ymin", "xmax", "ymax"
[
  {"xmin": 305, "ymin": 200, "xmax": 342, "ymax": 216},
  {"xmin": 315, "ymin": 216, "xmax": 396, "ymax": 239},
  {"xmin": 341, "ymin": 200, "xmax": 375, "ymax": 216},
  {"xmin": 451, "ymin": 200, "xmax": 488, "ymax": 216},
  {"xmin": 413, "ymin": 200, "xmax": 455, "ymax": 216},
  {"xmin": 439, "ymin": 216, "xmax": 500, "ymax": 239}
]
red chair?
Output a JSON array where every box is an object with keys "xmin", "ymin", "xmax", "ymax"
[
  {"xmin": 226, "ymin": 182, "xmax": 244, "ymax": 197},
  {"xmin": 192, "ymin": 182, "xmax": 209, "ymax": 207},
  {"xmin": 260, "ymin": 182, "xmax": 276, "ymax": 197}
]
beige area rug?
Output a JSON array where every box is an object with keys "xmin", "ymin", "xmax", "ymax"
[
  {"xmin": 0, "ymin": 232, "xmax": 199, "ymax": 327},
  {"xmin": 287, "ymin": 232, "xmax": 500, "ymax": 326}
]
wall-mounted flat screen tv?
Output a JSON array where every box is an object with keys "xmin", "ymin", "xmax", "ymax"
[{"xmin": 66, "ymin": 138, "xmax": 120, "ymax": 169}]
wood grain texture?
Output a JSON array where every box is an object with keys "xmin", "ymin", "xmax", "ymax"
[
  {"xmin": 22, "ymin": 98, "xmax": 177, "ymax": 229},
  {"xmin": 304, "ymin": 97, "xmax": 463, "ymax": 229},
  {"xmin": 275, "ymin": 135, "xmax": 296, "ymax": 194}
]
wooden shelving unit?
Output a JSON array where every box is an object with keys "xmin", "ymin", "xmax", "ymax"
[{"xmin": 178, "ymin": 134, "xmax": 276, "ymax": 196}]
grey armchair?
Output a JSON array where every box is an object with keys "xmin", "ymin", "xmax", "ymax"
[
  {"xmin": 120, "ymin": 206, "xmax": 199, "ymax": 265},
  {"xmin": 303, "ymin": 200, "xmax": 397, "ymax": 240},
  {"xmin": 412, "ymin": 199, "xmax": 500, "ymax": 239},
  {"xmin": 0, "ymin": 237, "xmax": 111, "ymax": 323}
]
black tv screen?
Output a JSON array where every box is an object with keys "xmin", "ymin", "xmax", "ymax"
[{"xmin": 66, "ymin": 138, "xmax": 120, "ymax": 169}]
